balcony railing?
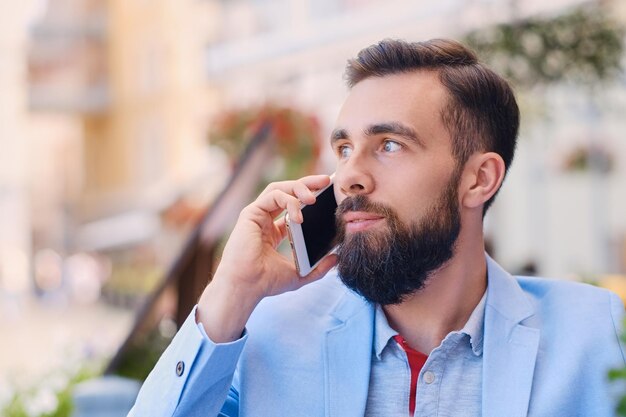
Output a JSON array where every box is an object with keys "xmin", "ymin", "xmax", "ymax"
[{"xmin": 105, "ymin": 122, "xmax": 275, "ymax": 376}]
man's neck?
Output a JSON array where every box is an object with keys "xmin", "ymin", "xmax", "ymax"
[{"xmin": 381, "ymin": 242, "xmax": 487, "ymax": 354}]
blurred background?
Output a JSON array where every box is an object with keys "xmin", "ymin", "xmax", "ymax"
[{"xmin": 1, "ymin": 0, "xmax": 626, "ymax": 415}]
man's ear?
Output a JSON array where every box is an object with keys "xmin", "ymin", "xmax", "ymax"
[{"xmin": 460, "ymin": 152, "xmax": 506, "ymax": 209}]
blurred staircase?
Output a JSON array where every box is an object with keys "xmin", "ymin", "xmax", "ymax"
[
  {"xmin": 106, "ymin": 121, "xmax": 274, "ymax": 374},
  {"xmin": 71, "ymin": 122, "xmax": 275, "ymax": 416}
]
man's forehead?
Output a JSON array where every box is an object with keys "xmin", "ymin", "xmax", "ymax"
[
  {"xmin": 333, "ymin": 71, "xmax": 449, "ymax": 137},
  {"xmin": 348, "ymin": 70, "xmax": 444, "ymax": 97}
]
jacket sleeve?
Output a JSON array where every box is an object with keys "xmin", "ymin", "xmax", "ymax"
[
  {"xmin": 127, "ymin": 305, "xmax": 247, "ymax": 417},
  {"xmin": 610, "ymin": 292, "xmax": 626, "ymax": 364}
]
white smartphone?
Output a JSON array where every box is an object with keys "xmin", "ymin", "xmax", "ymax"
[{"xmin": 285, "ymin": 176, "xmax": 338, "ymax": 277}]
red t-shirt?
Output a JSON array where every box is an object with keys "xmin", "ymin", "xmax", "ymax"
[{"xmin": 393, "ymin": 335, "xmax": 429, "ymax": 416}]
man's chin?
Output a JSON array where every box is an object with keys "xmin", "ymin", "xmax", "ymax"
[
  {"xmin": 337, "ymin": 272, "xmax": 422, "ymax": 306},
  {"xmin": 337, "ymin": 238, "xmax": 387, "ymax": 260}
]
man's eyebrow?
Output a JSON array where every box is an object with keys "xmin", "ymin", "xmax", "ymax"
[
  {"xmin": 364, "ymin": 122, "xmax": 424, "ymax": 146},
  {"xmin": 330, "ymin": 128, "xmax": 348, "ymax": 144},
  {"xmin": 330, "ymin": 123, "xmax": 425, "ymax": 147}
]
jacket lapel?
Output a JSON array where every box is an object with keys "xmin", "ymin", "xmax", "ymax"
[
  {"xmin": 324, "ymin": 290, "xmax": 375, "ymax": 417},
  {"xmin": 482, "ymin": 256, "xmax": 540, "ymax": 417},
  {"xmin": 321, "ymin": 257, "xmax": 540, "ymax": 417}
]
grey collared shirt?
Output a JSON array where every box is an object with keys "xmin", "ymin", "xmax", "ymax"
[{"xmin": 365, "ymin": 291, "xmax": 487, "ymax": 417}]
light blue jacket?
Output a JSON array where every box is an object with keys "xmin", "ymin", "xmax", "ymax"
[{"xmin": 129, "ymin": 256, "xmax": 626, "ymax": 416}]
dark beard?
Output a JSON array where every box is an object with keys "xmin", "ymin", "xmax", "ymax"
[{"xmin": 335, "ymin": 175, "xmax": 461, "ymax": 305}]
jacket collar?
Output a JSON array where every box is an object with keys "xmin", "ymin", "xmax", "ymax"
[
  {"xmin": 482, "ymin": 255, "xmax": 540, "ymax": 417},
  {"xmin": 322, "ymin": 255, "xmax": 541, "ymax": 417},
  {"xmin": 324, "ymin": 281, "xmax": 375, "ymax": 417},
  {"xmin": 485, "ymin": 255, "xmax": 535, "ymax": 325}
]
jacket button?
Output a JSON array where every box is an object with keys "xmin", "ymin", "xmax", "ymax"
[{"xmin": 176, "ymin": 361, "xmax": 185, "ymax": 377}]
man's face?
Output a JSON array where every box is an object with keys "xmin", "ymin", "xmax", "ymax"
[{"xmin": 331, "ymin": 71, "xmax": 462, "ymax": 304}]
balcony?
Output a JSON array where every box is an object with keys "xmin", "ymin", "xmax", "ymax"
[{"xmin": 27, "ymin": 1, "xmax": 109, "ymax": 113}]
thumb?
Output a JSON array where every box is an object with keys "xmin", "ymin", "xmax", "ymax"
[{"xmin": 298, "ymin": 254, "xmax": 338, "ymax": 287}]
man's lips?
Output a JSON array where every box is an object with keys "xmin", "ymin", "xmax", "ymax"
[{"xmin": 342, "ymin": 211, "xmax": 385, "ymax": 232}]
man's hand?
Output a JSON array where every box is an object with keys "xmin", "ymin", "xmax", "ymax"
[{"xmin": 196, "ymin": 175, "xmax": 338, "ymax": 343}]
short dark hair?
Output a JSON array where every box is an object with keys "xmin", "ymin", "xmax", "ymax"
[{"xmin": 345, "ymin": 38, "xmax": 519, "ymax": 214}]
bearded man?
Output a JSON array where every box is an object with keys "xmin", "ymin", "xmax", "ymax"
[{"xmin": 129, "ymin": 39, "xmax": 625, "ymax": 417}]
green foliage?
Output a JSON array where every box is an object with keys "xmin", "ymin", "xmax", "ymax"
[
  {"xmin": 112, "ymin": 327, "xmax": 173, "ymax": 381},
  {"xmin": 209, "ymin": 105, "xmax": 322, "ymax": 180},
  {"xmin": 609, "ymin": 319, "xmax": 626, "ymax": 416},
  {"xmin": 1, "ymin": 366, "xmax": 96, "ymax": 417},
  {"xmin": 464, "ymin": 5, "xmax": 624, "ymax": 88},
  {"xmin": 561, "ymin": 143, "xmax": 614, "ymax": 174}
]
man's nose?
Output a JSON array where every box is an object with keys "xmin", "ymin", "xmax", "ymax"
[{"xmin": 336, "ymin": 154, "xmax": 374, "ymax": 197}]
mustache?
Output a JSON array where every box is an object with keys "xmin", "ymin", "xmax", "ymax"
[{"xmin": 335, "ymin": 195, "xmax": 395, "ymax": 219}]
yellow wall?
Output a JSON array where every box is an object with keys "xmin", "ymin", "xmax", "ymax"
[{"xmin": 82, "ymin": 0, "xmax": 214, "ymax": 210}]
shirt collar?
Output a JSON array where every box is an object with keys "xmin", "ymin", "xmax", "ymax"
[
  {"xmin": 372, "ymin": 288, "xmax": 487, "ymax": 360},
  {"xmin": 373, "ymin": 303, "xmax": 398, "ymax": 360},
  {"xmin": 461, "ymin": 290, "xmax": 487, "ymax": 356}
]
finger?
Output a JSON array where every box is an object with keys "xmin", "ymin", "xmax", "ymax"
[
  {"xmin": 261, "ymin": 175, "xmax": 331, "ymax": 197},
  {"xmin": 248, "ymin": 175, "xmax": 332, "ymax": 222},
  {"xmin": 271, "ymin": 181, "xmax": 318, "ymax": 218},
  {"xmin": 296, "ymin": 174, "xmax": 332, "ymax": 192},
  {"xmin": 255, "ymin": 189, "xmax": 303, "ymax": 223},
  {"xmin": 274, "ymin": 217, "xmax": 288, "ymax": 240},
  {"xmin": 298, "ymin": 254, "xmax": 338, "ymax": 287},
  {"xmin": 266, "ymin": 182, "xmax": 316, "ymax": 212},
  {"xmin": 292, "ymin": 181, "xmax": 317, "ymax": 206}
]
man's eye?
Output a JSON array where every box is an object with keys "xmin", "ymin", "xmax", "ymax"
[
  {"xmin": 382, "ymin": 140, "xmax": 401, "ymax": 153},
  {"xmin": 338, "ymin": 145, "xmax": 352, "ymax": 158}
]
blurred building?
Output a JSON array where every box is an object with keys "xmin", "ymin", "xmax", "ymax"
[
  {"xmin": 202, "ymin": 0, "xmax": 595, "ymax": 120},
  {"xmin": 0, "ymin": 1, "xmax": 40, "ymax": 297},
  {"xmin": 202, "ymin": 0, "xmax": 626, "ymax": 279},
  {"xmin": 6, "ymin": 0, "xmax": 624, "ymax": 398},
  {"xmin": 26, "ymin": 0, "xmax": 227, "ymax": 299},
  {"xmin": 20, "ymin": 0, "xmax": 626, "ymax": 289}
]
